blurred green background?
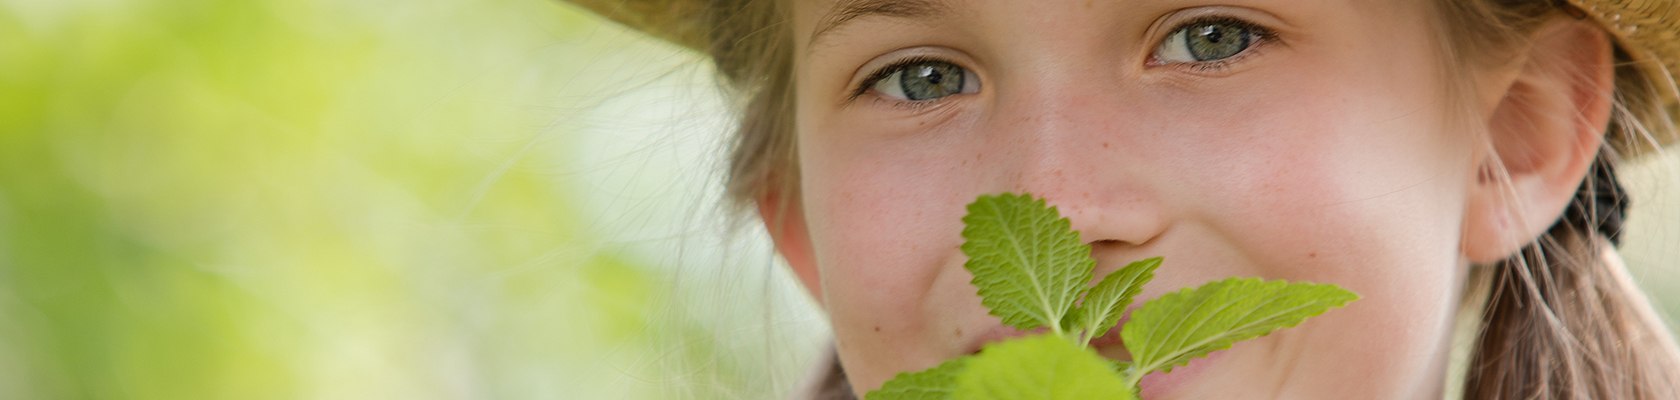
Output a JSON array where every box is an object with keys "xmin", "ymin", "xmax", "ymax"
[
  {"xmin": 0, "ymin": 0, "xmax": 1674, "ymax": 399},
  {"xmin": 0, "ymin": 0, "xmax": 826, "ymax": 398}
]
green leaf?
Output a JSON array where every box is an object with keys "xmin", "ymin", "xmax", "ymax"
[
  {"xmin": 952, "ymin": 334, "xmax": 1136, "ymax": 400},
  {"xmin": 1110, "ymin": 360, "xmax": 1133, "ymax": 375},
  {"xmin": 1065, "ymin": 257, "xmax": 1161, "ymax": 341},
  {"xmin": 866, "ymin": 357, "xmax": 969, "ymax": 400},
  {"xmin": 1123, "ymin": 278, "xmax": 1358, "ymax": 377},
  {"xmin": 962, "ymin": 194, "xmax": 1095, "ymax": 332}
]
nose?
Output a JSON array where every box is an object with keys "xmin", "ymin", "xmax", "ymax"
[{"xmin": 988, "ymin": 73, "xmax": 1169, "ymax": 249}]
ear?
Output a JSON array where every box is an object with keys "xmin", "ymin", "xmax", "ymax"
[
  {"xmin": 757, "ymin": 185, "xmax": 824, "ymax": 304},
  {"xmin": 1461, "ymin": 18, "xmax": 1615, "ymax": 264}
]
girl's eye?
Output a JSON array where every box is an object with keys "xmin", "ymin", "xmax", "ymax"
[
  {"xmin": 865, "ymin": 60, "xmax": 980, "ymax": 102},
  {"xmin": 1154, "ymin": 18, "xmax": 1267, "ymax": 64}
]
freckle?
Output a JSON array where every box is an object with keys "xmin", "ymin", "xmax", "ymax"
[
  {"xmin": 874, "ymin": 326, "xmax": 882, "ymax": 333},
  {"xmin": 1102, "ymin": 142, "xmax": 1110, "ymax": 149},
  {"xmin": 954, "ymin": 328, "xmax": 963, "ymax": 337},
  {"xmin": 1308, "ymin": 252, "xmax": 1318, "ymax": 259}
]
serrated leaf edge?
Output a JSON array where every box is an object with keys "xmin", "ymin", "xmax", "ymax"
[
  {"xmin": 1070, "ymin": 257, "xmax": 1161, "ymax": 342},
  {"xmin": 960, "ymin": 193, "xmax": 1095, "ymax": 333},
  {"xmin": 1129, "ymin": 278, "xmax": 1358, "ymax": 375},
  {"xmin": 865, "ymin": 357, "xmax": 970, "ymax": 400}
]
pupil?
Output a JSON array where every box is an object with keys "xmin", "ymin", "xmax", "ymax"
[
  {"xmin": 899, "ymin": 62, "xmax": 964, "ymax": 101},
  {"xmin": 1199, "ymin": 25, "xmax": 1223, "ymax": 43},
  {"xmin": 1186, "ymin": 22, "xmax": 1248, "ymax": 61},
  {"xmin": 919, "ymin": 66, "xmax": 943, "ymax": 84}
]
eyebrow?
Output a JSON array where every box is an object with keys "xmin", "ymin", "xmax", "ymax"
[{"xmin": 808, "ymin": 0, "xmax": 953, "ymax": 48}]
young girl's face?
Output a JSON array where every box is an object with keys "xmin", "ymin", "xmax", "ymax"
[{"xmin": 786, "ymin": 1, "xmax": 1480, "ymax": 398}]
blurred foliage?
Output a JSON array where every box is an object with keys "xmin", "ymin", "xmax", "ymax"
[
  {"xmin": 0, "ymin": 0, "xmax": 810, "ymax": 398},
  {"xmin": 0, "ymin": 0, "xmax": 1675, "ymax": 399}
]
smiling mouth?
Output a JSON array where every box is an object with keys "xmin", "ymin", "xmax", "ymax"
[
  {"xmin": 1090, "ymin": 325, "xmax": 1134, "ymax": 360},
  {"xmin": 965, "ymin": 315, "xmax": 1133, "ymax": 359},
  {"xmin": 959, "ymin": 313, "xmax": 1224, "ymax": 398}
]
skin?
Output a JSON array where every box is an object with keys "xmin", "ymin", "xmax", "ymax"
[{"xmin": 759, "ymin": 0, "xmax": 1615, "ymax": 398}]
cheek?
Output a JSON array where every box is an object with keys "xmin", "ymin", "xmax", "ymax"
[
  {"xmin": 794, "ymin": 100, "xmax": 987, "ymax": 379},
  {"xmin": 793, "ymin": 75, "xmax": 987, "ymax": 322},
  {"xmin": 1192, "ymin": 91, "xmax": 1468, "ymax": 269},
  {"xmin": 1215, "ymin": 53, "xmax": 1464, "ymax": 282},
  {"xmin": 1152, "ymin": 40, "xmax": 1475, "ymax": 395},
  {"xmin": 801, "ymin": 160, "xmax": 963, "ymax": 300},
  {"xmin": 1136, "ymin": 17, "xmax": 1473, "ymax": 281}
]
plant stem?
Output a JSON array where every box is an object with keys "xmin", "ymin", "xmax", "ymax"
[{"xmin": 1123, "ymin": 369, "xmax": 1144, "ymax": 390}]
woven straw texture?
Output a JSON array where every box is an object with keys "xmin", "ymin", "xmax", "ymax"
[
  {"xmin": 1570, "ymin": 0, "xmax": 1680, "ymax": 95},
  {"xmin": 565, "ymin": 0, "xmax": 710, "ymax": 50}
]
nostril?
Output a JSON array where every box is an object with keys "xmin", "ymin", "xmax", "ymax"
[
  {"xmin": 1088, "ymin": 239, "xmax": 1129, "ymax": 257},
  {"xmin": 1052, "ymin": 195, "xmax": 1168, "ymax": 249},
  {"xmin": 1089, "ymin": 239, "xmax": 1124, "ymax": 248}
]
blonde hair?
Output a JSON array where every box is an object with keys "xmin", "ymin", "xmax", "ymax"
[
  {"xmin": 1433, "ymin": 1, "xmax": 1680, "ymax": 398},
  {"xmin": 699, "ymin": 0, "xmax": 1680, "ymax": 398}
]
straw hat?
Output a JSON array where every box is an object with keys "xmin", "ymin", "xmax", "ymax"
[
  {"xmin": 563, "ymin": 0, "xmax": 1679, "ymax": 149},
  {"xmin": 565, "ymin": 0, "xmax": 711, "ymax": 51}
]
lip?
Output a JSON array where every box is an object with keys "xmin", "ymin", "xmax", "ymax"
[
  {"xmin": 1088, "ymin": 314, "xmax": 1129, "ymax": 348},
  {"xmin": 963, "ymin": 313, "xmax": 1220, "ymax": 398},
  {"xmin": 965, "ymin": 314, "xmax": 1130, "ymax": 354},
  {"xmin": 963, "ymin": 326, "xmax": 1047, "ymax": 354},
  {"xmin": 1136, "ymin": 348, "xmax": 1221, "ymax": 398},
  {"xmin": 967, "ymin": 314, "xmax": 1135, "ymax": 354}
]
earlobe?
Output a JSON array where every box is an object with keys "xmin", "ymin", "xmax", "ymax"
[
  {"xmin": 757, "ymin": 187, "xmax": 824, "ymax": 304},
  {"xmin": 1461, "ymin": 18, "xmax": 1615, "ymax": 264}
]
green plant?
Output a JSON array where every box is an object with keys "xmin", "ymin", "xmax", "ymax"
[{"xmin": 866, "ymin": 193, "xmax": 1359, "ymax": 399}]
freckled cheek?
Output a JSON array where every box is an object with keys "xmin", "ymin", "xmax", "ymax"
[
  {"xmin": 1173, "ymin": 101, "xmax": 1467, "ymax": 388},
  {"xmin": 1166, "ymin": 81, "xmax": 1466, "ymax": 277},
  {"xmin": 798, "ymin": 139, "xmax": 976, "ymax": 317}
]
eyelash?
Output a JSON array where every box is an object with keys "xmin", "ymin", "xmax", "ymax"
[
  {"xmin": 847, "ymin": 15, "xmax": 1280, "ymax": 105},
  {"xmin": 1152, "ymin": 15, "xmax": 1279, "ymax": 73},
  {"xmin": 868, "ymin": 93, "xmax": 948, "ymax": 113},
  {"xmin": 848, "ymin": 56, "xmax": 955, "ymax": 103}
]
